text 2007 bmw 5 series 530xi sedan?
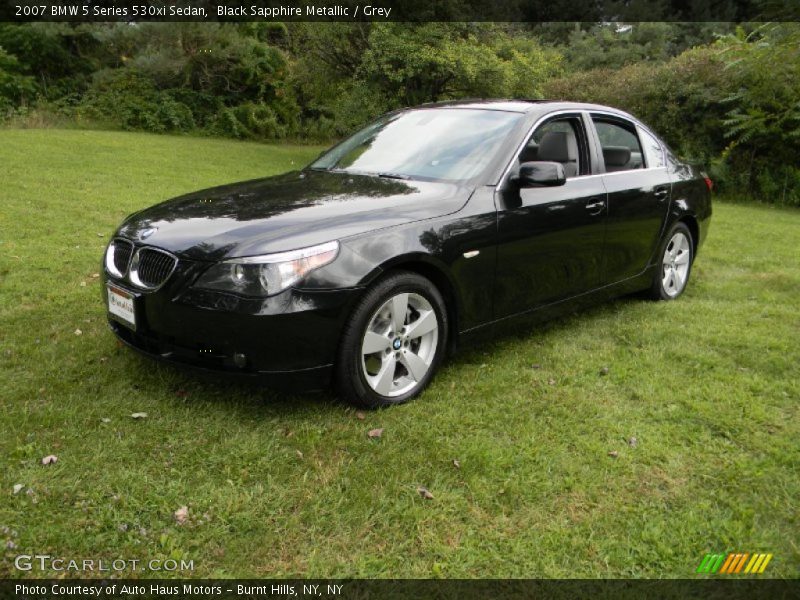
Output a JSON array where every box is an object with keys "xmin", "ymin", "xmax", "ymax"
[{"xmin": 102, "ymin": 100, "xmax": 711, "ymax": 408}]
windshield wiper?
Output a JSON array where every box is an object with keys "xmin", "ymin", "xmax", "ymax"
[{"xmin": 377, "ymin": 172, "xmax": 410, "ymax": 180}]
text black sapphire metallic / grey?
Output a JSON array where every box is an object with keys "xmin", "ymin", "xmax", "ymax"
[{"xmin": 101, "ymin": 100, "xmax": 712, "ymax": 408}]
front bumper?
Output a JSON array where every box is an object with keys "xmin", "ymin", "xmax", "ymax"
[{"xmin": 102, "ymin": 268, "xmax": 363, "ymax": 392}]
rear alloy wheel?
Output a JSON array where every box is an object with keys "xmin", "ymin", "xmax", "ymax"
[
  {"xmin": 336, "ymin": 272, "xmax": 447, "ymax": 408},
  {"xmin": 651, "ymin": 222, "xmax": 694, "ymax": 300}
]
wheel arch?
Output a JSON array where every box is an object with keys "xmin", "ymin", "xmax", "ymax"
[{"xmin": 676, "ymin": 214, "xmax": 700, "ymax": 256}]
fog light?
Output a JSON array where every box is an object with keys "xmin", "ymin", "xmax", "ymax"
[{"xmin": 233, "ymin": 353, "xmax": 247, "ymax": 368}]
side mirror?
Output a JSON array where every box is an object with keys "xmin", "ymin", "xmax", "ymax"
[{"xmin": 513, "ymin": 161, "xmax": 566, "ymax": 187}]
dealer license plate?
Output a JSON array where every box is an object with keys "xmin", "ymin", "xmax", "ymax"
[{"xmin": 107, "ymin": 285, "xmax": 136, "ymax": 330}]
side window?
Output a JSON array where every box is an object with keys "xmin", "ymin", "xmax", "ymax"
[
  {"xmin": 519, "ymin": 117, "xmax": 587, "ymax": 179},
  {"xmin": 638, "ymin": 126, "xmax": 666, "ymax": 168},
  {"xmin": 592, "ymin": 118, "xmax": 644, "ymax": 172}
]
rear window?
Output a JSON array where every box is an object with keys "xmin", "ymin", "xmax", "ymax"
[{"xmin": 593, "ymin": 118, "xmax": 644, "ymax": 172}]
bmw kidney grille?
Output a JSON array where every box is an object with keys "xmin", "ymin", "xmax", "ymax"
[{"xmin": 106, "ymin": 238, "xmax": 177, "ymax": 290}]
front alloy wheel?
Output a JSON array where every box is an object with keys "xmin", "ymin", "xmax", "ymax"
[
  {"xmin": 361, "ymin": 292, "xmax": 439, "ymax": 397},
  {"xmin": 336, "ymin": 271, "xmax": 448, "ymax": 408}
]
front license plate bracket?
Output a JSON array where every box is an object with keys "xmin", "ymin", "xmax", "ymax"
[{"xmin": 107, "ymin": 284, "xmax": 137, "ymax": 330}]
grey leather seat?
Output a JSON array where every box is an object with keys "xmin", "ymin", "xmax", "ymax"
[
  {"xmin": 536, "ymin": 131, "xmax": 579, "ymax": 177},
  {"xmin": 602, "ymin": 146, "xmax": 632, "ymax": 172}
]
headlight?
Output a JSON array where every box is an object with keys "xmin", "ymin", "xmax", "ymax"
[{"xmin": 193, "ymin": 241, "xmax": 339, "ymax": 297}]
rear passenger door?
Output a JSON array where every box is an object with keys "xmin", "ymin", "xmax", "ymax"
[{"xmin": 590, "ymin": 114, "xmax": 672, "ymax": 284}]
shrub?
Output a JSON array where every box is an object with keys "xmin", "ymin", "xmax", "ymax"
[
  {"xmin": 210, "ymin": 102, "xmax": 288, "ymax": 140},
  {"xmin": 544, "ymin": 28, "xmax": 800, "ymax": 206},
  {"xmin": 544, "ymin": 45, "xmax": 730, "ymax": 162},
  {"xmin": 357, "ymin": 23, "xmax": 562, "ymax": 106},
  {"xmin": 78, "ymin": 69, "xmax": 194, "ymax": 133}
]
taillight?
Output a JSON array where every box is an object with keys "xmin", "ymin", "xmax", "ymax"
[{"xmin": 704, "ymin": 177, "xmax": 713, "ymax": 192}]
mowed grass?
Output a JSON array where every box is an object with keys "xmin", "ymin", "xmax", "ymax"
[{"xmin": 1, "ymin": 129, "xmax": 798, "ymax": 579}]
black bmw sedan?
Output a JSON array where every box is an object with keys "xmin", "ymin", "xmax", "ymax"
[{"xmin": 102, "ymin": 100, "xmax": 711, "ymax": 408}]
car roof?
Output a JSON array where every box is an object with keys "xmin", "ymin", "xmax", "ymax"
[{"xmin": 415, "ymin": 99, "xmax": 634, "ymax": 119}]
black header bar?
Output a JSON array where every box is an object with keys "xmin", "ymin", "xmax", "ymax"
[{"xmin": 2, "ymin": 0, "xmax": 800, "ymax": 22}]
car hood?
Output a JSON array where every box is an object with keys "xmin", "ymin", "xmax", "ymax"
[{"xmin": 117, "ymin": 170, "xmax": 472, "ymax": 261}]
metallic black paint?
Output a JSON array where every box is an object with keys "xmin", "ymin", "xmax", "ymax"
[
  {"xmin": 117, "ymin": 170, "xmax": 470, "ymax": 260},
  {"xmin": 101, "ymin": 101, "xmax": 711, "ymax": 391}
]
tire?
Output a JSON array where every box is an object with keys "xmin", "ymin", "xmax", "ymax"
[
  {"xmin": 649, "ymin": 221, "xmax": 694, "ymax": 300},
  {"xmin": 335, "ymin": 271, "xmax": 448, "ymax": 409}
]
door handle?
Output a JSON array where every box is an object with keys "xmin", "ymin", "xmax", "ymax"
[
  {"xmin": 585, "ymin": 199, "xmax": 606, "ymax": 215},
  {"xmin": 654, "ymin": 187, "xmax": 669, "ymax": 201}
]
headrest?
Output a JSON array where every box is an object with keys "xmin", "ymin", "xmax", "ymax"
[
  {"xmin": 603, "ymin": 146, "xmax": 631, "ymax": 168},
  {"xmin": 537, "ymin": 131, "xmax": 577, "ymax": 163}
]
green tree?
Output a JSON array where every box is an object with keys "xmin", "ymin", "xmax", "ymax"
[
  {"xmin": 75, "ymin": 23, "xmax": 298, "ymax": 137},
  {"xmin": 358, "ymin": 23, "xmax": 562, "ymax": 106},
  {"xmin": 0, "ymin": 45, "xmax": 36, "ymax": 112},
  {"xmin": 0, "ymin": 23, "xmax": 100, "ymax": 98},
  {"xmin": 540, "ymin": 22, "xmax": 734, "ymax": 73},
  {"xmin": 717, "ymin": 23, "xmax": 800, "ymax": 201}
]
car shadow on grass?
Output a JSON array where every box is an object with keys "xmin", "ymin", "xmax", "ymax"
[
  {"xmin": 448, "ymin": 291, "xmax": 653, "ymax": 364},
  {"xmin": 115, "ymin": 292, "xmax": 656, "ymax": 417},
  {"xmin": 118, "ymin": 352, "xmax": 341, "ymax": 418}
]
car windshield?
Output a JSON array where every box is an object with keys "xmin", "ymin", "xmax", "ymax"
[{"xmin": 309, "ymin": 108, "xmax": 524, "ymax": 182}]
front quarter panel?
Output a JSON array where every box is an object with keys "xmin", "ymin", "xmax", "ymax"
[
  {"xmin": 301, "ymin": 187, "xmax": 499, "ymax": 333},
  {"xmin": 297, "ymin": 243, "xmax": 379, "ymax": 291}
]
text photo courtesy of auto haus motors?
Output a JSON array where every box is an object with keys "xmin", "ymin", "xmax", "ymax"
[{"xmin": 2, "ymin": 1, "xmax": 799, "ymax": 597}]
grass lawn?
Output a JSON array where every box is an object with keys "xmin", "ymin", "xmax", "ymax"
[{"xmin": 1, "ymin": 129, "xmax": 798, "ymax": 579}]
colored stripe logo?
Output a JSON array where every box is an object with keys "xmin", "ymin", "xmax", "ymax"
[{"xmin": 696, "ymin": 552, "xmax": 773, "ymax": 574}]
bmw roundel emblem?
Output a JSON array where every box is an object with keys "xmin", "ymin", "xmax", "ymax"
[
  {"xmin": 139, "ymin": 227, "xmax": 157, "ymax": 240},
  {"xmin": 392, "ymin": 338, "xmax": 402, "ymax": 350}
]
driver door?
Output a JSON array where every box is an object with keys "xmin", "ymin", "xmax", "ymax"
[{"xmin": 493, "ymin": 113, "xmax": 608, "ymax": 318}]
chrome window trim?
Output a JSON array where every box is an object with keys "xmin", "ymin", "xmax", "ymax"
[
  {"xmin": 498, "ymin": 109, "xmax": 584, "ymax": 187},
  {"xmin": 498, "ymin": 108, "xmax": 672, "ymax": 187},
  {"xmin": 128, "ymin": 246, "xmax": 179, "ymax": 292},
  {"xmin": 104, "ymin": 238, "xmax": 134, "ymax": 279},
  {"xmin": 589, "ymin": 110, "xmax": 666, "ymax": 175},
  {"xmin": 545, "ymin": 167, "xmax": 670, "ymax": 183}
]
